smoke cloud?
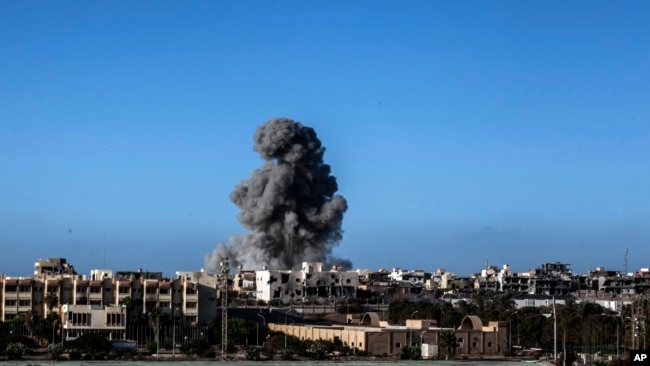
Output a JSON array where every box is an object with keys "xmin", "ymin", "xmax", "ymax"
[{"xmin": 205, "ymin": 118, "xmax": 349, "ymax": 271}]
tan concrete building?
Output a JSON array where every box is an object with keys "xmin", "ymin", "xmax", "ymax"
[
  {"xmin": 61, "ymin": 304, "xmax": 126, "ymax": 340},
  {"xmin": 1, "ymin": 258, "xmax": 216, "ymax": 326},
  {"xmin": 269, "ymin": 314, "xmax": 508, "ymax": 357}
]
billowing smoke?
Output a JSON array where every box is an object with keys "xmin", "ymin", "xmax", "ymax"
[{"xmin": 205, "ymin": 118, "xmax": 349, "ymax": 271}]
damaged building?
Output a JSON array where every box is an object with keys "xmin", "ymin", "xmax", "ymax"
[{"xmin": 255, "ymin": 262, "xmax": 358, "ymax": 304}]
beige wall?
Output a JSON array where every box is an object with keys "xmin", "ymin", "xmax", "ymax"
[{"xmin": 269, "ymin": 322, "xmax": 509, "ymax": 357}]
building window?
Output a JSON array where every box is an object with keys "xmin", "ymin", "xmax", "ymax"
[
  {"xmin": 19, "ymin": 300, "xmax": 31, "ymax": 307},
  {"xmin": 69, "ymin": 312, "xmax": 91, "ymax": 326},
  {"xmin": 19, "ymin": 286, "xmax": 31, "ymax": 292},
  {"xmin": 90, "ymin": 287, "xmax": 101, "ymax": 293},
  {"xmin": 77, "ymin": 287, "xmax": 87, "ymax": 293},
  {"xmin": 472, "ymin": 341, "xmax": 477, "ymax": 348},
  {"xmin": 5, "ymin": 300, "xmax": 16, "ymax": 306},
  {"xmin": 487, "ymin": 341, "xmax": 493, "ymax": 347},
  {"xmin": 106, "ymin": 313, "xmax": 123, "ymax": 326},
  {"xmin": 119, "ymin": 287, "xmax": 130, "ymax": 294},
  {"xmin": 395, "ymin": 342, "xmax": 401, "ymax": 348},
  {"xmin": 5, "ymin": 285, "xmax": 17, "ymax": 292},
  {"xmin": 146, "ymin": 288, "xmax": 157, "ymax": 294},
  {"xmin": 159, "ymin": 288, "xmax": 169, "ymax": 295},
  {"xmin": 186, "ymin": 302, "xmax": 197, "ymax": 309}
]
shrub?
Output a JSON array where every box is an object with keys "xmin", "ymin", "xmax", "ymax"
[
  {"xmin": 69, "ymin": 350, "xmax": 82, "ymax": 360},
  {"xmin": 400, "ymin": 345, "xmax": 421, "ymax": 360},
  {"xmin": 200, "ymin": 349, "xmax": 216, "ymax": 358},
  {"xmin": 281, "ymin": 347, "xmax": 294, "ymax": 360},
  {"xmin": 6, "ymin": 342, "xmax": 29, "ymax": 360},
  {"xmin": 145, "ymin": 341, "xmax": 157, "ymax": 355},
  {"xmin": 47, "ymin": 343, "xmax": 65, "ymax": 360},
  {"xmin": 246, "ymin": 347, "xmax": 261, "ymax": 360},
  {"xmin": 306, "ymin": 342, "xmax": 329, "ymax": 360}
]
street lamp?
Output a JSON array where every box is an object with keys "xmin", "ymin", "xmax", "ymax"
[
  {"xmin": 284, "ymin": 308, "xmax": 298, "ymax": 349},
  {"xmin": 509, "ymin": 311, "xmax": 519, "ymax": 353},
  {"xmin": 172, "ymin": 307, "xmax": 180, "ymax": 357},
  {"xmin": 410, "ymin": 310, "xmax": 419, "ymax": 347},
  {"xmin": 256, "ymin": 313, "xmax": 266, "ymax": 347},
  {"xmin": 562, "ymin": 312, "xmax": 580, "ymax": 366}
]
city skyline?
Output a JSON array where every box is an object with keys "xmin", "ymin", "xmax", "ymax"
[{"xmin": 1, "ymin": 2, "xmax": 649, "ymax": 277}]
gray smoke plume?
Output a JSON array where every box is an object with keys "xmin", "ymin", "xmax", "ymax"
[{"xmin": 205, "ymin": 118, "xmax": 349, "ymax": 271}]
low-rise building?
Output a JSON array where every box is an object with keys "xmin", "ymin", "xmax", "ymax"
[
  {"xmin": 61, "ymin": 304, "xmax": 126, "ymax": 340},
  {"xmin": 269, "ymin": 314, "xmax": 508, "ymax": 357}
]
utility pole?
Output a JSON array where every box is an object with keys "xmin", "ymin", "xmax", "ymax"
[
  {"xmin": 220, "ymin": 258, "xmax": 230, "ymax": 360},
  {"xmin": 553, "ymin": 296, "xmax": 557, "ymax": 362}
]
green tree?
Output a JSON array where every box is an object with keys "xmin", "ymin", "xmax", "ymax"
[
  {"xmin": 45, "ymin": 290, "xmax": 58, "ymax": 312},
  {"xmin": 22, "ymin": 310, "xmax": 39, "ymax": 337},
  {"xmin": 439, "ymin": 331, "xmax": 457, "ymax": 360},
  {"xmin": 119, "ymin": 296, "xmax": 134, "ymax": 324},
  {"xmin": 518, "ymin": 307, "xmax": 547, "ymax": 348},
  {"xmin": 306, "ymin": 341, "xmax": 329, "ymax": 360},
  {"xmin": 67, "ymin": 333, "xmax": 111, "ymax": 359},
  {"xmin": 228, "ymin": 318, "xmax": 255, "ymax": 347},
  {"xmin": 147, "ymin": 307, "xmax": 163, "ymax": 353}
]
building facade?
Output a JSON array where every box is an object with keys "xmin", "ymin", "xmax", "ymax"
[{"xmin": 255, "ymin": 262, "xmax": 358, "ymax": 304}]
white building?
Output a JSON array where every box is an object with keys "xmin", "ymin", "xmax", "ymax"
[
  {"xmin": 61, "ymin": 304, "xmax": 126, "ymax": 340},
  {"xmin": 255, "ymin": 262, "xmax": 358, "ymax": 304}
]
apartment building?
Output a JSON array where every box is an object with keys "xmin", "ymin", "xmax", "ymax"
[
  {"xmin": 176, "ymin": 269, "xmax": 219, "ymax": 324},
  {"xmin": 0, "ymin": 258, "xmax": 212, "ymax": 326}
]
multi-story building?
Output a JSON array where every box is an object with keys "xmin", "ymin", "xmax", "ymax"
[
  {"xmin": 0, "ymin": 258, "xmax": 214, "ymax": 327},
  {"xmin": 255, "ymin": 262, "xmax": 358, "ymax": 304},
  {"xmin": 176, "ymin": 269, "xmax": 219, "ymax": 324}
]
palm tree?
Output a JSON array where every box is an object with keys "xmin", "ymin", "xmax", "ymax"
[
  {"xmin": 440, "ymin": 331, "xmax": 457, "ymax": 360},
  {"xmin": 23, "ymin": 309, "xmax": 39, "ymax": 337},
  {"xmin": 148, "ymin": 307, "xmax": 164, "ymax": 356},
  {"xmin": 495, "ymin": 293, "xmax": 516, "ymax": 320},
  {"xmin": 46, "ymin": 312, "xmax": 61, "ymax": 344},
  {"xmin": 119, "ymin": 296, "xmax": 134, "ymax": 323},
  {"xmin": 45, "ymin": 290, "xmax": 58, "ymax": 313}
]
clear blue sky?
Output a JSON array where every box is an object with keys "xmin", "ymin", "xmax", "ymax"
[{"xmin": 1, "ymin": 1, "xmax": 648, "ymax": 278}]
